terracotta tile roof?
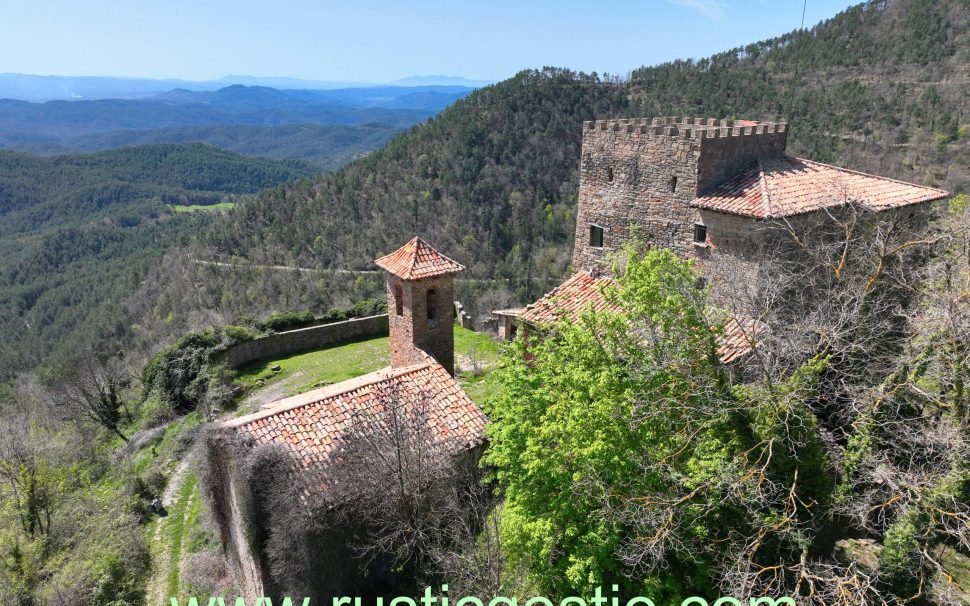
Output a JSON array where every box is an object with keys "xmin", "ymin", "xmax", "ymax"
[
  {"xmin": 374, "ymin": 237, "xmax": 465, "ymax": 280},
  {"xmin": 717, "ymin": 317, "xmax": 761, "ymax": 364},
  {"xmin": 692, "ymin": 156, "xmax": 949, "ymax": 218},
  {"xmin": 519, "ymin": 271, "xmax": 621, "ymax": 325},
  {"xmin": 521, "ymin": 273, "xmax": 758, "ymax": 364},
  {"xmin": 220, "ymin": 358, "xmax": 487, "ymax": 501}
]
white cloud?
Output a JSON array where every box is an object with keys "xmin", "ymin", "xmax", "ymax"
[{"xmin": 666, "ymin": 0, "xmax": 729, "ymax": 20}]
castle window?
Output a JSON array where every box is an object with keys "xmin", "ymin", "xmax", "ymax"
[
  {"xmin": 394, "ymin": 284, "xmax": 403, "ymax": 316},
  {"xmin": 426, "ymin": 288, "xmax": 437, "ymax": 321},
  {"xmin": 669, "ymin": 176, "xmax": 678, "ymax": 192},
  {"xmin": 693, "ymin": 223, "xmax": 708, "ymax": 244},
  {"xmin": 589, "ymin": 224, "xmax": 604, "ymax": 248},
  {"xmin": 606, "ymin": 167, "xmax": 614, "ymax": 182}
]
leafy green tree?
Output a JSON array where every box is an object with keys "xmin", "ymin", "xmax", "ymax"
[
  {"xmin": 485, "ymin": 247, "xmax": 738, "ymax": 598},
  {"xmin": 485, "ymin": 245, "xmax": 844, "ymax": 601}
]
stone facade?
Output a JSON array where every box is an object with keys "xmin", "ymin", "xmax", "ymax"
[
  {"xmin": 572, "ymin": 117, "xmax": 787, "ymax": 272},
  {"xmin": 385, "ymin": 272, "xmax": 456, "ymax": 375}
]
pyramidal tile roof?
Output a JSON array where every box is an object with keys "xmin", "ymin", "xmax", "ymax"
[
  {"xmin": 374, "ymin": 237, "xmax": 465, "ymax": 280},
  {"xmin": 220, "ymin": 357, "xmax": 487, "ymax": 501},
  {"xmin": 692, "ymin": 156, "xmax": 948, "ymax": 218}
]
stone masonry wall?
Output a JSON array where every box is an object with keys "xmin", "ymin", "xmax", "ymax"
[
  {"xmin": 571, "ymin": 117, "xmax": 788, "ymax": 273},
  {"xmin": 217, "ymin": 314, "xmax": 389, "ymax": 368},
  {"xmin": 386, "ymin": 273, "xmax": 456, "ymax": 375}
]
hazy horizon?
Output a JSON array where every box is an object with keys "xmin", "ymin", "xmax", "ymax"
[{"xmin": 1, "ymin": 0, "xmax": 857, "ymax": 84}]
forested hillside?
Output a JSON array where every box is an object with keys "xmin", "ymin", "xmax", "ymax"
[
  {"xmin": 52, "ymin": 123, "xmax": 401, "ymax": 169},
  {"xmin": 0, "ymin": 144, "xmax": 315, "ymax": 376},
  {"xmin": 7, "ymin": 0, "xmax": 970, "ymax": 377},
  {"xmin": 150, "ymin": 0, "xmax": 967, "ymax": 339}
]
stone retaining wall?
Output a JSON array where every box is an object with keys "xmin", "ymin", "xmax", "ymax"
[{"xmin": 217, "ymin": 314, "xmax": 389, "ymax": 368}]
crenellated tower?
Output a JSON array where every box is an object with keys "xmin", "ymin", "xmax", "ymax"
[{"xmin": 572, "ymin": 116, "xmax": 788, "ymax": 271}]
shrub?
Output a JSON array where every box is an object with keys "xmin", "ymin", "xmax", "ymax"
[
  {"xmin": 223, "ymin": 324, "xmax": 258, "ymax": 343},
  {"xmin": 349, "ymin": 297, "xmax": 387, "ymax": 318},
  {"xmin": 134, "ymin": 394, "xmax": 176, "ymax": 429},
  {"xmin": 319, "ymin": 308, "xmax": 348, "ymax": 323},
  {"xmin": 262, "ymin": 311, "xmax": 315, "ymax": 332},
  {"xmin": 141, "ymin": 470, "xmax": 168, "ymax": 499},
  {"xmin": 141, "ymin": 329, "xmax": 222, "ymax": 412}
]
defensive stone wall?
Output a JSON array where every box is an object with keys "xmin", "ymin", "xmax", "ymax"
[{"xmin": 217, "ymin": 314, "xmax": 389, "ymax": 368}]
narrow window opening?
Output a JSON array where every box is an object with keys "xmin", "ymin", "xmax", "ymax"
[
  {"xmin": 589, "ymin": 225, "xmax": 604, "ymax": 248},
  {"xmin": 426, "ymin": 288, "xmax": 437, "ymax": 320},
  {"xmin": 669, "ymin": 175, "xmax": 678, "ymax": 192},
  {"xmin": 693, "ymin": 223, "xmax": 708, "ymax": 244},
  {"xmin": 394, "ymin": 285, "xmax": 403, "ymax": 316},
  {"xmin": 606, "ymin": 167, "xmax": 614, "ymax": 182}
]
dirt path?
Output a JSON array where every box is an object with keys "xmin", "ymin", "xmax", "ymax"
[
  {"xmin": 145, "ymin": 456, "xmax": 191, "ymax": 605},
  {"xmin": 143, "ymin": 374, "xmax": 302, "ymax": 603}
]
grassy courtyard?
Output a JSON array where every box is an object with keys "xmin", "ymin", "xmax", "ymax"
[{"xmin": 233, "ymin": 325, "xmax": 504, "ymax": 408}]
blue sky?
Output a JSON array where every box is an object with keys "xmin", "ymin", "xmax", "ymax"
[{"xmin": 1, "ymin": 0, "xmax": 859, "ymax": 83}]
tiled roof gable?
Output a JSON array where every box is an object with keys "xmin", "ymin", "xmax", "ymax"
[
  {"xmin": 374, "ymin": 237, "xmax": 465, "ymax": 280},
  {"xmin": 692, "ymin": 156, "xmax": 948, "ymax": 218},
  {"xmin": 220, "ymin": 359, "xmax": 487, "ymax": 501}
]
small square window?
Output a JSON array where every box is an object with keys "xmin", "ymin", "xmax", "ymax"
[
  {"xmin": 589, "ymin": 225, "xmax": 604, "ymax": 248},
  {"xmin": 693, "ymin": 223, "xmax": 708, "ymax": 244}
]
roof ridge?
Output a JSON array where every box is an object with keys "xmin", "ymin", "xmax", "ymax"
[
  {"xmin": 408, "ymin": 236, "xmax": 422, "ymax": 276},
  {"xmin": 795, "ymin": 157, "xmax": 949, "ymax": 196},
  {"xmin": 221, "ymin": 361, "xmax": 434, "ymax": 428},
  {"xmin": 757, "ymin": 157, "xmax": 772, "ymax": 218}
]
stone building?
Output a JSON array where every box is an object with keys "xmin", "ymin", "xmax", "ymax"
[
  {"xmin": 505, "ymin": 116, "xmax": 949, "ymax": 349},
  {"xmin": 206, "ymin": 238, "xmax": 487, "ymax": 601},
  {"xmin": 572, "ymin": 116, "xmax": 947, "ymax": 272}
]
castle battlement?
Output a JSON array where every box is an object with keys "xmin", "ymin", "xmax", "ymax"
[
  {"xmin": 583, "ymin": 117, "xmax": 787, "ymax": 140},
  {"xmin": 572, "ymin": 116, "xmax": 790, "ymax": 271}
]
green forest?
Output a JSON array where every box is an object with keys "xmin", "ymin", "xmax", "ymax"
[{"xmin": 0, "ymin": 144, "xmax": 315, "ymax": 375}]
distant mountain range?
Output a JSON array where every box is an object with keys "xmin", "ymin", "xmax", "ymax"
[
  {"xmin": 0, "ymin": 83, "xmax": 479, "ymax": 164},
  {"xmin": 0, "ymin": 72, "xmax": 491, "ymax": 101}
]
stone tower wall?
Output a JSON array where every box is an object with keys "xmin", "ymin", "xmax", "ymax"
[
  {"xmin": 386, "ymin": 273, "xmax": 456, "ymax": 375},
  {"xmin": 571, "ymin": 117, "xmax": 788, "ymax": 272}
]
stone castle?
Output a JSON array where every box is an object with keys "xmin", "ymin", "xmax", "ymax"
[
  {"xmin": 572, "ymin": 117, "xmax": 788, "ymax": 269},
  {"xmin": 496, "ymin": 115, "xmax": 948, "ymax": 345}
]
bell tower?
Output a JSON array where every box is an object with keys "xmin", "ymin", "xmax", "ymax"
[{"xmin": 374, "ymin": 237, "xmax": 465, "ymax": 376}]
